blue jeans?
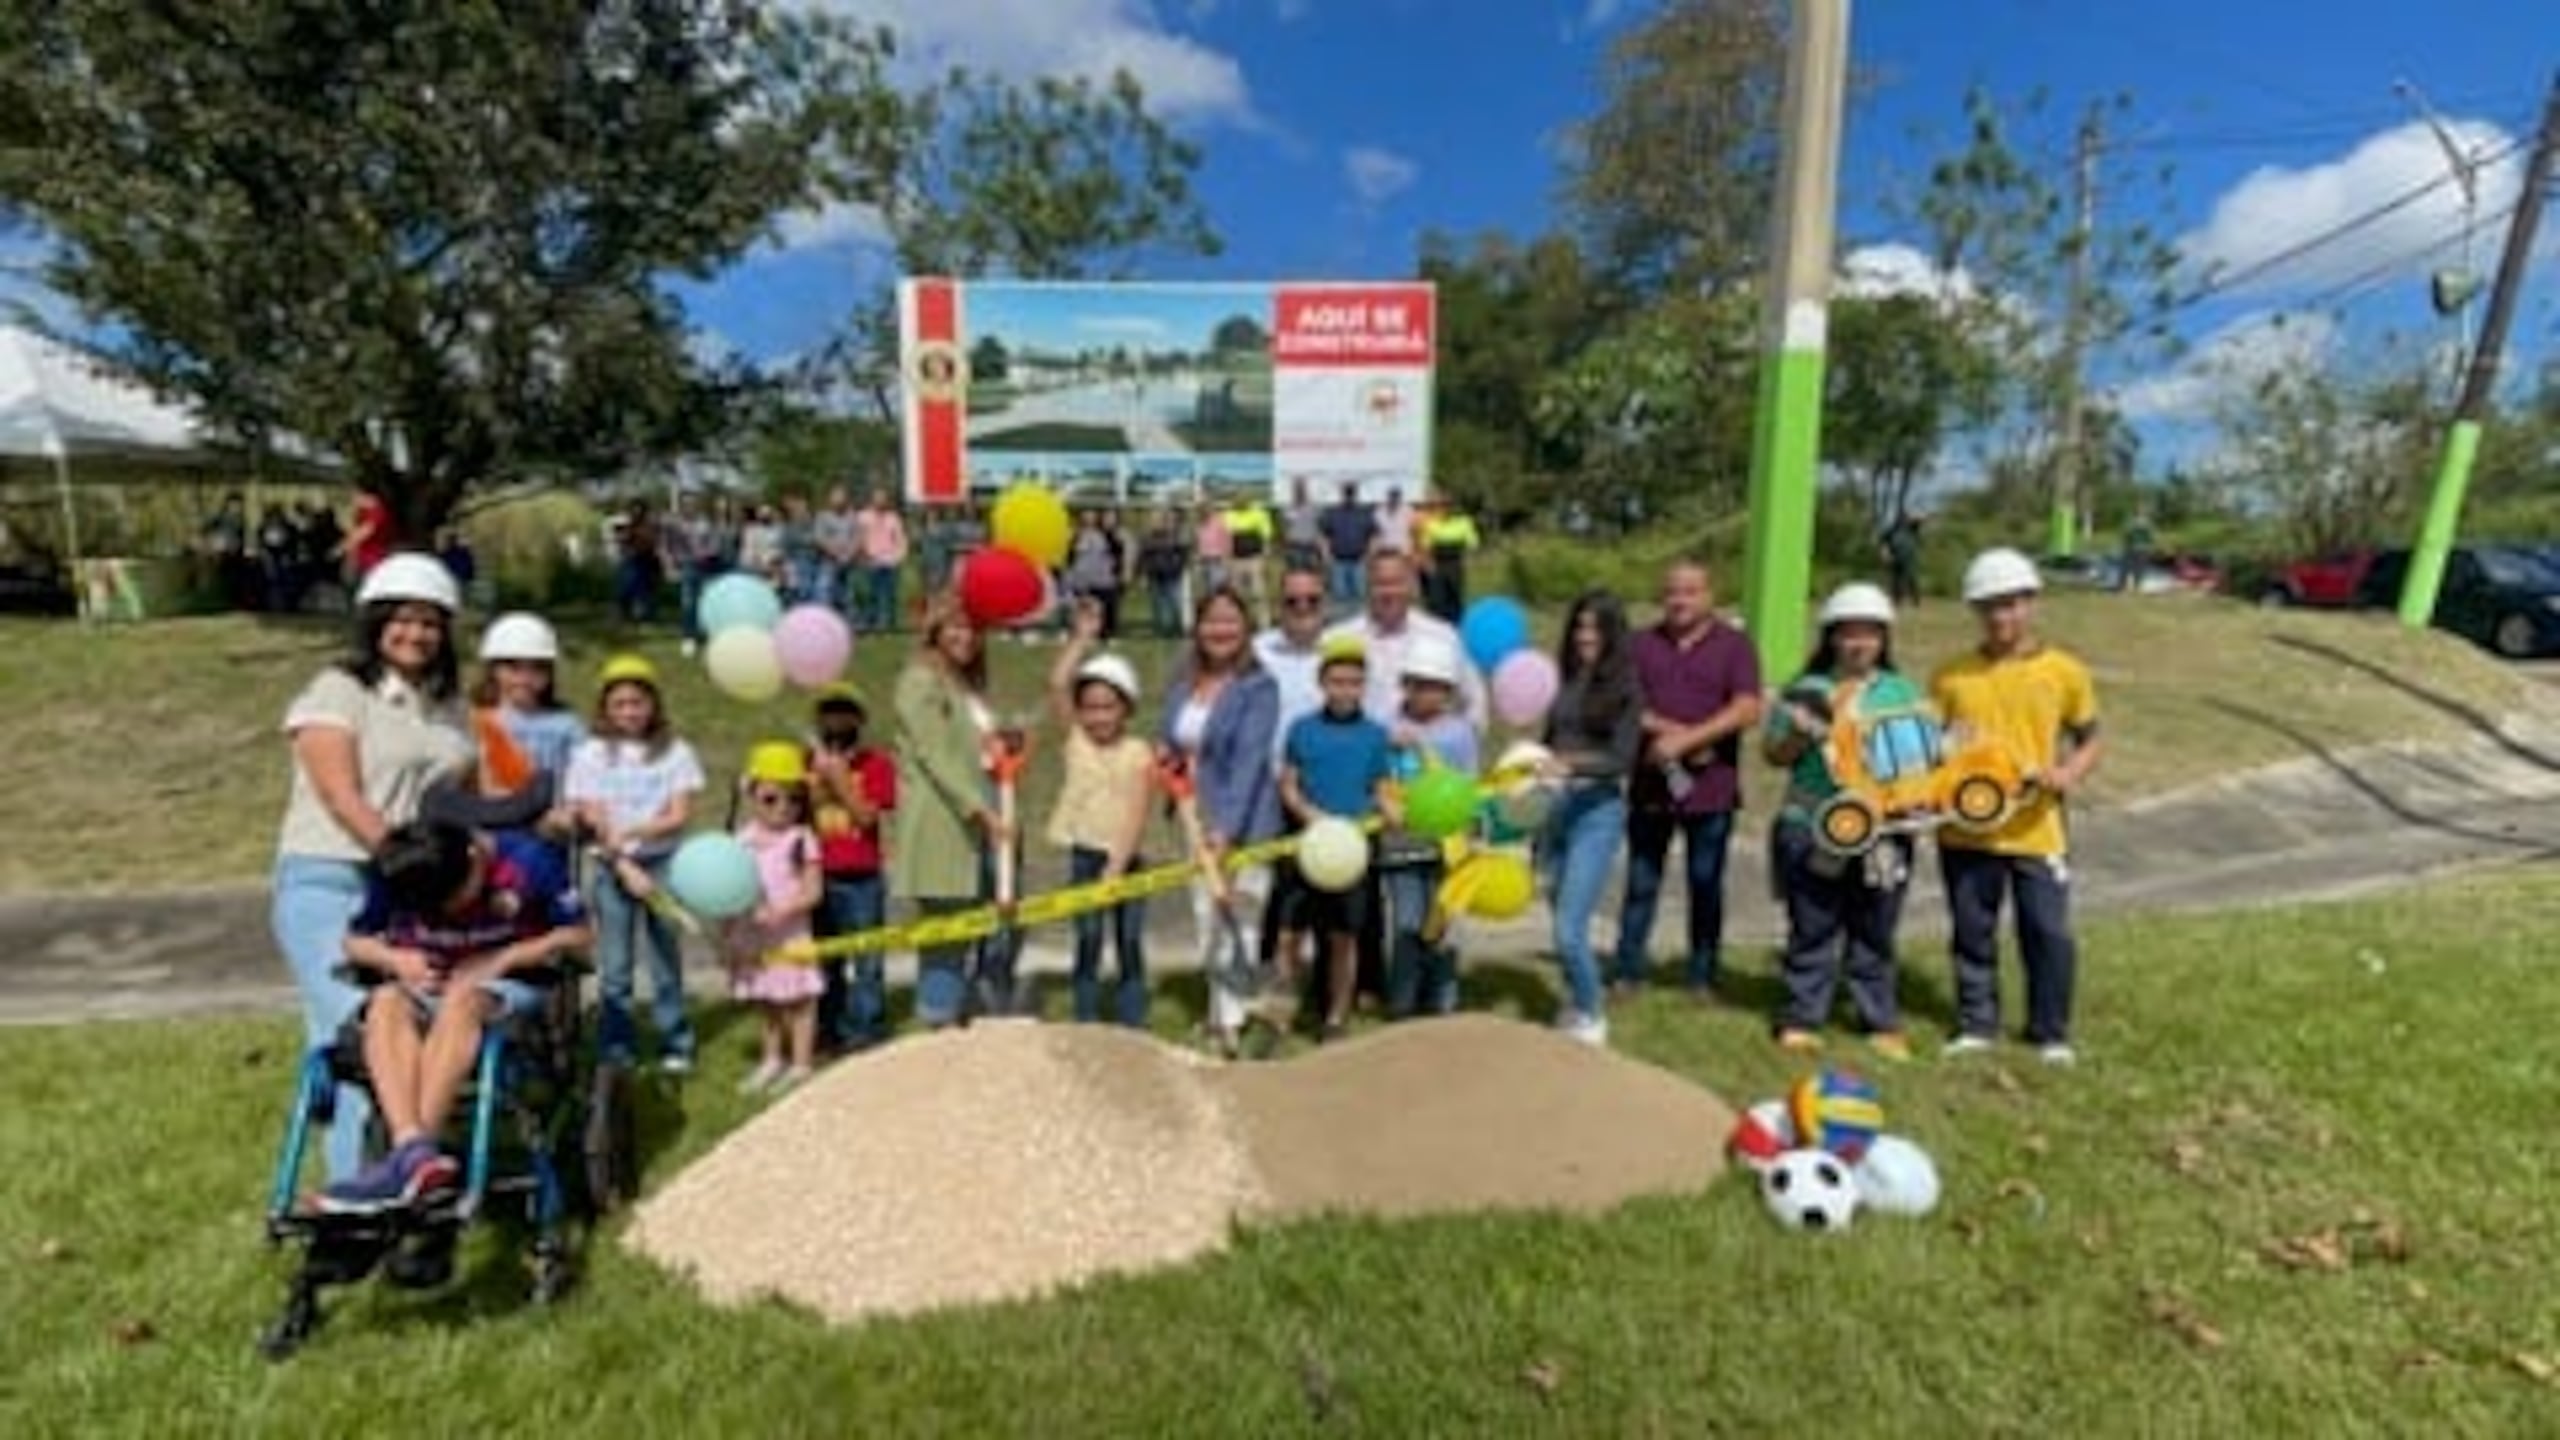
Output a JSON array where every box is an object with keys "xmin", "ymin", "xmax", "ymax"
[
  {"xmin": 593, "ymin": 857, "xmax": 692, "ymax": 1064},
  {"xmin": 1615, "ymin": 808, "xmax": 1736, "ymax": 989},
  {"xmin": 1328, "ymin": 557, "xmax": 1364, "ymax": 603},
  {"xmin": 816, "ymin": 873, "xmax": 889, "ymax": 1049},
  {"xmin": 1381, "ymin": 859, "xmax": 1455, "ymax": 1017},
  {"xmin": 271, "ymin": 855, "xmax": 376, "ymax": 1182},
  {"xmin": 615, "ymin": 558, "xmax": 660, "ymax": 623},
  {"xmin": 1941, "ymin": 847, "xmax": 2079, "ymax": 1045},
  {"xmin": 1542, "ymin": 784, "xmax": 1625, "ymax": 1019},
  {"xmin": 679, "ymin": 562, "xmax": 718, "ymax": 644},
  {"xmin": 1069, "ymin": 847, "xmax": 1149, "ymax": 1027},
  {"xmin": 865, "ymin": 564, "xmax": 900, "ymax": 632}
]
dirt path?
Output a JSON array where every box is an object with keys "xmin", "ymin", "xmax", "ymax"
[{"xmin": 6, "ymin": 722, "xmax": 2558, "ymax": 1027}]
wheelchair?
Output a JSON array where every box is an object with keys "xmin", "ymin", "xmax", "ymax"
[{"xmin": 256, "ymin": 787, "xmax": 642, "ymax": 1360}]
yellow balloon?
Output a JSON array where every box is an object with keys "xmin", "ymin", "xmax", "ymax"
[
  {"xmin": 991, "ymin": 485, "xmax": 1073, "ymax": 569},
  {"xmin": 1447, "ymin": 850, "xmax": 1535, "ymax": 921}
]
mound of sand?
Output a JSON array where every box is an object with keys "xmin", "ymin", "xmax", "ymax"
[{"xmin": 627, "ymin": 1016, "xmax": 1733, "ymax": 1325}]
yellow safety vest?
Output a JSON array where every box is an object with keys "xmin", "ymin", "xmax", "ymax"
[{"xmin": 1424, "ymin": 513, "xmax": 1480, "ymax": 554}]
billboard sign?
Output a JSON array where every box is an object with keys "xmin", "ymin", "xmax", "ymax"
[{"xmin": 897, "ymin": 279, "xmax": 1434, "ymax": 506}]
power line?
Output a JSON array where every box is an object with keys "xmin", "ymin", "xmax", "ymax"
[
  {"xmin": 2292, "ymin": 197, "xmax": 2524, "ymax": 313},
  {"xmin": 2173, "ymin": 134, "xmax": 2527, "ymax": 309}
]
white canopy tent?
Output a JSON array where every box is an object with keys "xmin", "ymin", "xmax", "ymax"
[{"xmin": 0, "ymin": 321, "xmax": 219, "ymax": 580}]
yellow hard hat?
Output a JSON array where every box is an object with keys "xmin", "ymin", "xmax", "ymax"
[
  {"xmin": 597, "ymin": 653, "xmax": 660, "ymax": 692},
  {"xmin": 1318, "ymin": 634, "xmax": 1367, "ymax": 668},
  {"xmin": 813, "ymin": 681, "xmax": 866, "ymax": 713},
  {"xmin": 743, "ymin": 740, "xmax": 809, "ymax": 787}
]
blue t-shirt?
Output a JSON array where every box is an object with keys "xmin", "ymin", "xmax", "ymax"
[
  {"xmin": 352, "ymin": 830, "xmax": 587, "ymax": 974},
  {"xmin": 497, "ymin": 707, "xmax": 587, "ymax": 784},
  {"xmin": 1284, "ymin": 707, "xmax": 1393, "ymax": 820}
]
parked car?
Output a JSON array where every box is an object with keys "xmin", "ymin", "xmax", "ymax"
[
  {"xmin": 2257, "ymin": 548, "xmax": 2376, "ymax": 608},
  {"xmin": 2041, "ymin": 551, "xmax": 2221, "ymax": 595},
  {"xmin": 0, "ymin": 561, "xmax": 76, "ymax": 616},
  {"xmin": 2352, "ymin": 545, "xmax": 2560, "ymax": 659}
]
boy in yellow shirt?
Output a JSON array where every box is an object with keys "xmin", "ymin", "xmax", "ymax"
[{"xmin": 1933, "ymin": 547, "xmax": 2104, "ymax": 1065}]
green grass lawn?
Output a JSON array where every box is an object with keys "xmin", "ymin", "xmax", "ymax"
[
  {"xmin": 0, "ymin": 591, "xmax": 2530, "ymax": 896},
  {"xmin": 6, "ymin": 869, "xmax": 2559, "ymax": 1435},
  {"xmin": 972, "ymin": 423, "xmax": 1131, "ymax": 452}
]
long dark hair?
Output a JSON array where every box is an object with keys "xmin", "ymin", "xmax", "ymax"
[
  {"xmin": 340, "ymin": 600, "xmax": 460, "ymax": 702},
  {"xmin": 1558, "ymin": 589, "xmax": 1635, "ymax": 737},
  {"xmin": 1802, "ymin": 623, "xmax": 1897, "ymax": 683}
]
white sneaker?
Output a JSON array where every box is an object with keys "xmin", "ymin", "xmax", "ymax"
[
  {"xmin": 659, "ymin": 1053, "xmax": 695, "ymax": 1078},
  {"xmin": 680, "ymin": 639, "xmax": 698, "ymax": 658},
  {"xmin": 2037, "ymin": 1043, "xmax": 2078, "ymax": 1068},
  {"xmin": 1556, "ymin": 1010, "xmax": 1609, "ymax": 1048},
  {"xmin": 1941, "ymin": 1034, "xmax": 1997, "ymax": 1059},
  {"xmin": 738, "ymin": 1059, "xmax": 784, "ymax": 1095}
]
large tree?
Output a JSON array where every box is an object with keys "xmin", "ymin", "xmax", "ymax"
[
  {"xmin": 1559, "ymin": 0, "xmax": 1786, "ymax": 297},
  {"xmin": 1418, "ymin": 228, "xmax": 1621, "ymax": 525},
  {"xmin": 0, "ymin": 2, "xmax": 900, "ymax": 538},
  {"xmin": 1824, "ymin": 291, "xmax": 2000, "ymax": 529}
]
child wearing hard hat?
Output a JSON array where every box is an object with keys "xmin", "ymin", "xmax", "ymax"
[
  {"xmin": 809, "ymin": 683, "xmax": 897, "ymax": 1053},
  {"xmin": 725, "ymin": 742, "xmax": 825, "ymax": 1095},
  {"xmin": 1934, "ymin": 547, "xmax": 2104, "ymax": 1067},
  {"xmin": 564, "ymin": 655, "xmax": 708, "ymax": 1074},
  {"xmin": 1046, "ymin": 600, "xmax": 1159, "ymax": 1028},
  {"xmin": 1380, "ymin": 631, "xmax": 1480, "ymax": 1018},
  {"xmin": 1761, "ymin": 581, "xmax": 1926, "ymax": 1062}
]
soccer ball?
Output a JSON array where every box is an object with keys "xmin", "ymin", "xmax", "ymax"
[
  {"xmin": 1760, "ymin": 1147, "xmax": 1860, "ymax": 1233},
  {"xmin": 1788, "ymin": 1068, "xmax": 1884, "ymax": 1162}
]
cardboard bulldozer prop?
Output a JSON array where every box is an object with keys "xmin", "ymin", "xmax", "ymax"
[{"xmin": 1797, "ymin": 680, "xmax": 2034, "ymax": 858}]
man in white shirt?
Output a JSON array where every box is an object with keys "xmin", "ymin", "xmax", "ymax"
[
  {"xmin": 1372, "ymin": 486, "xmax": 1417, "ymax": 557},
  {"xmin": 1253, "ymin": 563, "xmax": 1331, "ymax": 761},
  {"xmin": 1321, "ymin": 549, "xmax": 1486, "ymax": 728}
]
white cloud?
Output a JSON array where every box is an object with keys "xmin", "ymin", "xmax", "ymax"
[
  {"xmin": 1342, "ymin": 145, "xmax": 1419, "ymax": 205},
  {"xmin": 771, "ymin": 200, "xmax": 892, "ymax": 253},
  {"xmin": 1837, "ymin": 242, "xmax": 1980, "ymax": 303},
  {"xmin": 821, "ymin": 1, "xmax": 1253, "ymax": 123},
  {"xmin": 2112, "ymin": 309, "xmax": 2339, "ymax": 423},
  {"xmin": 2179, "ymin": 118, "xmax": 2526, "ymax": 296}
]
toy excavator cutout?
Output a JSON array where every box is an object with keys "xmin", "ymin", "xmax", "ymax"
[{"xmin": 1801, "ymin": 678, "xmax": 2035, "ymax": 858}]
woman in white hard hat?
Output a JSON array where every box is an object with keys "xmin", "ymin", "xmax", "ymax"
[
  {"xmin": 1761, "ymin": 580, "xmax": 1927, "ymax": 1060},
  {"xmin": 270, "ymin": 550, "xmax": 477, "ymax": 1182}
]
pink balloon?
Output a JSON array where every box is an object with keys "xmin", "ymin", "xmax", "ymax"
[
  {"xmin": 1491, "ymin": 649, "xmax": 1559, "ymax": 728},
  {"xmin": 772, "ymin": 604, "xmax": 853, "ymax": 689}
]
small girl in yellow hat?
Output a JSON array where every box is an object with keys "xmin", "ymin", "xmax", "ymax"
[{"xmin": 725, "ymin": 740, "xmax": 825, "ymax": 1094}]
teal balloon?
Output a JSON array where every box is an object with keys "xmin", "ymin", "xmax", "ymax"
[
  {"xmin": 666, "ymin": 833, "xmax": 761, "ymax": 920},
  {"xmin": 1460, "ymin": 597, "xmax": 1532, "ymax": 674},
  {"xmin": 697, "ymin": 574, "xmax": 783, "ymax": 636},
  {"xmin": 1405, "ymin": 767, "xmax": 1481, "ymax": 841}
]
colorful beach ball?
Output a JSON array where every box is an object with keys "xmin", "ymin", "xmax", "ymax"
[{"xmin": 1787, "ymin": 1068, "xmax": 1884, "ymax": 1163}]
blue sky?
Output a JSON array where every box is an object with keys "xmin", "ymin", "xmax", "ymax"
[{"xmin": 698, "ymin": 0, "xmax": 2555, "ymax": 464}]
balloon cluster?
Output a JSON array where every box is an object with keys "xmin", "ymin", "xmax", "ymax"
[
  {"xmin": 1459, "ymin": 596, "xmax": 1558, "ymax": 729},
  {"xmin": 954, "ymin": 485, "xmax": 1072, "ymax": 628},
  {"xmin": 696, "ymin": 573, "xmax": 853, "ymax": 703}
]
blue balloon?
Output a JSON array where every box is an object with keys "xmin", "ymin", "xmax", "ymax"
[
  {"xmin": 666, "ymin": 833, "xmax": 761, "ymax": 920},
  {"xmin": 697, "ymin": 573, "xmax": 783, "ymax": 637},
  {"xmin": 1460, "ymin": 597, "xmax": 1532, "ymax": 674}
]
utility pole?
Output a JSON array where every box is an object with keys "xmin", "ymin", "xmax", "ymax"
[
  {"xmin": 1741, "ymin": 0, "xmax": 1850, "ymax": 684},
  {"xmin": 2398, "ymin": 71, "xmax": 2560, "ymax": 631},
  {"xmin": 2048, "ymin": 106, "xmax": 2100, "ymax": 559}
]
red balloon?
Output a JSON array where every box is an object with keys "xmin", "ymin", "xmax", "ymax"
[{"xmin": 957, "ymin": 546, "xmax": 1047, "ymax": 627}]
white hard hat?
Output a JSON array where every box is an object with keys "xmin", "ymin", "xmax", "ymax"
[
  {"xmin": 1073, "ymin": 653, "xmax": 1142, "ymax": 706},
  {"xmin": 1817, "ymin": 581, "xmax": 1897, "ymax": 629},
  {"xmin": 356, "ymin": 552, "xmax": 461, "ymax": 612},
  {"xmin": 480, "ymin": 612, "xmax": 560, "ymax": 663},
  {"xmin": 1401, "ymin": 632, "xmax": 1463, "ymax": 687},
  {"xmin": 1961, "ymin": 547, "xmax": 2043, "ymax": 604}
]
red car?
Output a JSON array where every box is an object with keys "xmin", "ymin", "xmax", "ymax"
[{"xmin": 2258, "ymin": 549, "xmax": 2375, "ymax": 608}]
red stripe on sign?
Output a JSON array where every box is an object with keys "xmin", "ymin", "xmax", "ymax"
[{"xmin": 916, "ymin": 280, "xmax": 963, "ymax": 504}]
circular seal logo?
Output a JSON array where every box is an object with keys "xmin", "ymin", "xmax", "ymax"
[
  {"xmin": 910, "ymin": 341, "xmax": 967, "ymax": 404},
  {"xmin": 1360, "ymin": 377, "xmax": 1405, "ymax": 428}
]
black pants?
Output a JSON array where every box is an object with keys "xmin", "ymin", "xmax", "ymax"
[
  {"xmin": 1941, "ymin": 847, "xmax": 2078, "ymax": 1045},
  {"xmin": 1772, "ymin": 824, "xmax": 1906, "ymax": 1034},
  {"xmin": 1889, "ymin": 560, "xmax": 1920, "ymax": 607}
]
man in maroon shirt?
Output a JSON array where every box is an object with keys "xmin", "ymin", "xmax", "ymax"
[{"xmin": 1617, "ymin": 559, "xmax": 1763, "ymax": 997}]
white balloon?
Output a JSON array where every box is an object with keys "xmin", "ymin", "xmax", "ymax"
[
  {"xmin": 1296, "ymin": 816, "xmax": 1371, "ymax": 893},
  {"xmin": 1851, "ymin": 1133, "xmax": 1942, "ymax": 1217}
]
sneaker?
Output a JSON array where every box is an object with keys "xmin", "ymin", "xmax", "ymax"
[
  {"xmin": 311, "ymin": 1139, "xmax": 457, "ymax": 1216},
  {"xmin": 1555, "ymin": 1010, "xmax": 1610, "ymax": 1048},
  {"xmin": 1775, "ymin": 1028, "xmax": 1825, "ymax": 1054},
  {"xmin": 1941, "ymin": 1034, "xmax": 1997, "ymax": 1059},
  {"xmin": 771, "ymin": 1066, "xmax": 814, "ymax": 1095},
  {"xmin": 680, "ymin": 639, "xmax": 699, "ymax": 658},
  {"xmin": 2037, "ymin": 1043, "xmax": 2078, "ymax": 1068},
  {"xmin": 1868, "ymin": 1032, "xmax": 1914, "ymax": 1063},
  {"xmin": 659, "ymin": 1053, "xmax": 695, "ymax": 1078},
  {"xmin": 738, "ymin": 1059, "xmax": 785, "ymax": 1095}
]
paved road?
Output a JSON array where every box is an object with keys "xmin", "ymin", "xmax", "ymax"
[{"xmin": 7, "ymin": 721, "xmax": 2557, "ymax": 1027}]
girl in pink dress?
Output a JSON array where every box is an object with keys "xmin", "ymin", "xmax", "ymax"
[{"xmin": 726, "ymin": 743, "xmax": 825, "ymax": 1094}]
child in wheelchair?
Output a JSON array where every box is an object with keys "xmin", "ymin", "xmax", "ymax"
[{"xmin": 304, "ymin": 814, "xmax": 593, "ymax": 1215}]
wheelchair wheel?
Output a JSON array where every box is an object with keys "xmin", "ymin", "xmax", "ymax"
[{"xmin": 583, "ymin": 1061, "xmax": 640, "ymax": 1216}]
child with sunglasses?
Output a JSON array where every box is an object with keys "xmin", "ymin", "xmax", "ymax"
[{"xmin": 724, "ymin": 742, "xmax": 825, "ymax": 1094}]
